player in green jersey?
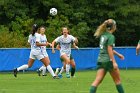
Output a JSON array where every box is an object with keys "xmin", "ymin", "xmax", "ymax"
[
  {"xmin": 90, "ymin": 19, "xmax": 125, "ymax": 93},
  {"xmin": 136, "ymin": 40, "xmax": 140, "ymax": 55}
]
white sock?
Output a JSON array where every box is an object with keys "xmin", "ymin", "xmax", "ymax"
[
  {"xmin": 55, "ymin": 68, "xmax": 60, "ymax": 75},
  {"xmin": 66, "ymin": 64, "xmax": 70, "ymax": 74},
  {"xmin": 17, "ymin": 64, "xmax": 28, "ymax": 71},
  {"xmin": 47, "ymin": 65, "xmax": 55, "ymax": 77},
  {"xmin": 59, "ymin": 67, "xmax": 65, "ymax": 74},
  {"xmin": 42, "ymin": 66, "xmax": 46, "ymax": 75},
  {"xmin": 39, "ymin": 65, "xmax": 45, "ymax": 71}
]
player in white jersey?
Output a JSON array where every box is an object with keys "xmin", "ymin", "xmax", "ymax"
[
  {"xmin": 52, "ymin": 27, "xmax": 77, "ymax": 78},
  {"xmin": 37, "ymin": 26, "xmax": 52, "ymax": 76},
  {"xmin": 13, "ymin": 24, "xmax": 58, "ymax": 79}
]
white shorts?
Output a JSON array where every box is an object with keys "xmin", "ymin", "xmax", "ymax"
[
  {"xmin": 60, "ymin": 52, "xmax": 70, "ymax": 59},
  {"xmin": 41, "ymin": 50, "xmax": 49, "ymax": 57},
  {"xmin": 29, "ymin": 50, "xmax": 45, "ymax": 60}
]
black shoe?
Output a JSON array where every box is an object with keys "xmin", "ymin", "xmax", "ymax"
[
  {"xmin": 42, "ymin": 74, "xmax": 47, "ymax": 76},
  {"xmin": 36, "ymin": 69, "xmax": 41, "ymax": 76},
  {"xmin": 13, "ymin": 68, "xmax": 18, "ymax": 77},
  {"xmin": 53, "ymin": 76, "xmax": 59, "ymax": 79}
]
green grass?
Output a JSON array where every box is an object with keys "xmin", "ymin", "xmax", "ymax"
[{"xmin": 0, "ymin": 70, "xmax": 140, "ymax": 93}]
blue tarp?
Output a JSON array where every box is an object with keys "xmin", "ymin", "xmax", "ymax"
[{"xmin": 0, "ymin": 47, "xmax": 139, "ymax": 71}]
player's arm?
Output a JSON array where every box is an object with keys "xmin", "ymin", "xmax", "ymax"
[
  {"xmin": 136, "ymin": 44, "xmax": 140, "ymax": 55},
  {"xmin": 113, "ymin": 50, "xmax": 124, "ymax": 60},
  {"xmin": 74, "ymin": 37, "xmax": 78, "ymax": 45},
  {"xmin": 35, "ymin": 34, "xmax": 47, "ymax": 46},
  {"xmin": 72, "ymin": 43, "xmax": 79, "ymax": 49},
  {"xmin": 108, "ymin": 45, "xmax": 118, "ymax": 70},
  {"xmin": 46, "ymin": 42, "xmax": 52, "ymax": 47},
  {"xmin": 56, "ymin": 44, "xmax": 61, "ymax": 50},
  {"xmin": 52, "ymin": 40, "xmax": 56, "ymax": 53},
  {"xmin": 36, "ymin": 42, "xmax": 47, "ymax": 46}
]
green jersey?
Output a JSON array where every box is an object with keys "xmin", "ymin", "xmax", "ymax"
[
  {"xmin": 98, "ymin": 32, "xmax": 115, "ymax": 62},
  {"xmin": 138, "ymin": 40, "xmax": 140, "ymax": 44}
]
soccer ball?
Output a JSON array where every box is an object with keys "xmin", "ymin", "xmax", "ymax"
[{"xmin": 50, "ymin": 8, "xmax": 57, "ymax": 16}]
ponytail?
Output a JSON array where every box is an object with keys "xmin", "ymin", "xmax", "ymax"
[
  {"xmin": 94, "ymin": 19, "xmax": 116, "ymax": 38},
  {"xmin": 31, "ymin": 24, "xmax": 38, "ymax": 36},
  {"xmin": 94, "ymin": 23, "xmax": 107, "ymax": 38}
]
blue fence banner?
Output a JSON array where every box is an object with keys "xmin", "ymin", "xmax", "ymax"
[{"xmin": 0, "ymin": 47, "xmax": 140, "ymax": 71}]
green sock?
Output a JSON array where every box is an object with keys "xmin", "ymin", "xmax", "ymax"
[
  {"xmin": 90, "ymin": 86, "xmax": 97, "ymax": 93},
  {"xmin": 116, "ymin": 84, "xmax": 124, "ymax": 93},
  {"xmin": 71, "ymin": 67, "xmax": 75, "ymax": 76}
]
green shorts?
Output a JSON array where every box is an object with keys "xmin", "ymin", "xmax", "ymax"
[
  {"xmin": 97, "ymin": 61, "xmax": 113, "ymax": 72},
  {"xmin": 60, "ymin": 54, "xmax": 73, "ymax": 62}
]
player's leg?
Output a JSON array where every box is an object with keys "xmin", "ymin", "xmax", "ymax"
[
  {"xmin": 61, "ymin": 54, "xmax": 70, "ymax": 78},
  {"xmin": 109, "ymin": 68, "xmax": 124, "ymax": 93},
  {"xmin": 40, "ymin": 56, "xmax": 58, "ymax": 78},
  {"xmin": 58, "ymin": 58, "xmax": 66, "ymax": 75},
  {"xmin": 57, "ymin": 62, "xmax": 66, "ymax": 78},
  {"xmin": 136, "ymin": 44, "xmax": 140, "ymax": 55},
  {"xmin": 70, "ymin": 59, "xmax": 76, "ymax": 77},
  {"xmin": 90, "ymin": 69, "xmax": 106, "ymax": 93},
  {"xmin": 37, "ymin": 65, "xmax": 46, "ymax": 76},
  {"xmin": 13, "ymin": 58, "xmax": 35, "ymax": 77}
]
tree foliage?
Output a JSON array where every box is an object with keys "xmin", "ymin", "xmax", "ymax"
[{"xmin": 0, "ymin": 0, "xmax": 140, "ymax": 48}]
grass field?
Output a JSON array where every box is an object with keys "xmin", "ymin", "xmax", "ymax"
[{"xmin": 0, "ymin": 70, "xmax": 140, "ymax": 93}]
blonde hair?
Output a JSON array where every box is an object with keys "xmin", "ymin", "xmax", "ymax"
[
  {"xmin": 94, "ymin": 23, "xmax": 107, "ymax": 38},
  {"xmin": 94, "ymin": 19, "xmax": 116, "ymax": 38}
]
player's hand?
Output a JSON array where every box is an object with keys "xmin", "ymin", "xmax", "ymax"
[
  {"xmin": 49, "ymin": 43, "xmax": 52, "ymax": 47},
  {"xmin": 52, "ymin": 49, "xmax": 55, "ymax": 53},
  {"xmin": 75, "ymin": 46, "xmax": 79, "ymax": 50},
  {"xmin": 118, "ymin": 54, "xmax": 124, "ymax": 60},
  {"xmin": 136, "ymin": 52, "xmax": 139, "ymax": 56},
  {"xmin": 113, "ymin": 62, "xmax": 118, "ymax": 70}
]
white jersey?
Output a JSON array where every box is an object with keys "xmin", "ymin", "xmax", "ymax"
[
  {"xmin": 28, "ymin": 33, "xmax": 45, "ymax": 60},
  {"xmin": 40, "ymin": 34, "xmax": 48, "ymax": 57},
  {"xmin": 40, "ymin": 34, "xmax": 47, "ymax": 50},
  {"xmin": 55, "ymin": 35, "xmax": 75, "ymax": 57},
  {"xmin": 28, "ymin": 33, "xmax": 41, "ymax": 50}
]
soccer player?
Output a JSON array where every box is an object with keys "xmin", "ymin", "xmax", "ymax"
[
  {"xmin": 55, "ymin": 44, "xmax": 78, "ymax": 78},
  {"xmin": 36, "ymin": 26, "xmax": 52, "ymax": 76},
  {"xmin": 52, "ymin": 27, "xmax": 77, "ymax": 78},
  {"xmin": 90, "ymin": 19, "xmax": 125, "ymax": 93},
  {"xmin": 136, "ymin": 40, "xmax": 140, "ymax": 55},
  {"xmin": 13, "ymin": 24, "xmax": 58, "ymax": 79}
]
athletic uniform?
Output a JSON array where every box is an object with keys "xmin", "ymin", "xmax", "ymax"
[
  {"xmin": 28, "ymin": 33, "xmax": 44, "ymax": 60},
  {"xmin": 54, "ymin": 35, "xmax": 75, "ymax": 58},
  {"xmin": 97, "ymin": 31, "xmax": 115, "ymax": 71},
  {"xmin": 40, "ymin": 34, "xmax": 48, "ymax": 57},
  {"xmin": 60, "ymin": 54, "xmax": 73, "ymax": 62}
]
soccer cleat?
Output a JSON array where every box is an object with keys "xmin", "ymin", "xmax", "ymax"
[
  {"xmin": 36, "ymin": 69, "xmax": 41, "ymax": 76},
  {"xmin": 42, "ymin": 74, "xmax": 47, "ymax": 76},
  {"xmin": 71, "ymin": 75, "xmax": 76, "ymax": 78},
  {"xmin": 66, "ymin": 73, "xmax": 70, "ymax": 78},
  {"xmin": 58, "ymin": 74, "xmax": 63, "ymax": 78},
  {"xmin": 53, "ymin": 76, "xmax": 59, "ymax": 79},
  {"xmin": 13, "ymin": 68, "xmax": 18, "ymax": 77}
]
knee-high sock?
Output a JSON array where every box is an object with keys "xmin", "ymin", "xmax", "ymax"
[
  {"xmin": 42, "ymin": 66, "xmax": 46, "ymax": 75},
  {"xmin": 90, "ymin": 86, "xmax": 97, "ymax": 93},
  {"xmin": 17, "ymin": 64, "xmax": 28, "ymax": 71},
  {"xmin": 39, "ymin": 65, "xmax": 45, "ymax": 71},
  {"xmin": 66, "ymin": 64, "xmax": 70, "ymax": 74},
  {"xmin": 116, "ymin": 84, "xmax": 124, "ymax": 93},
  {"xmin": 71, "ymin": 67, "xmax": 75, "ymax": 76},
  {"xmin": 59, "ymin": 67, "xmax": 65, "ymax": 74},
  {"xmin": 47, "ymin": 65, "xmax": 55, "ymax": 77}
]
